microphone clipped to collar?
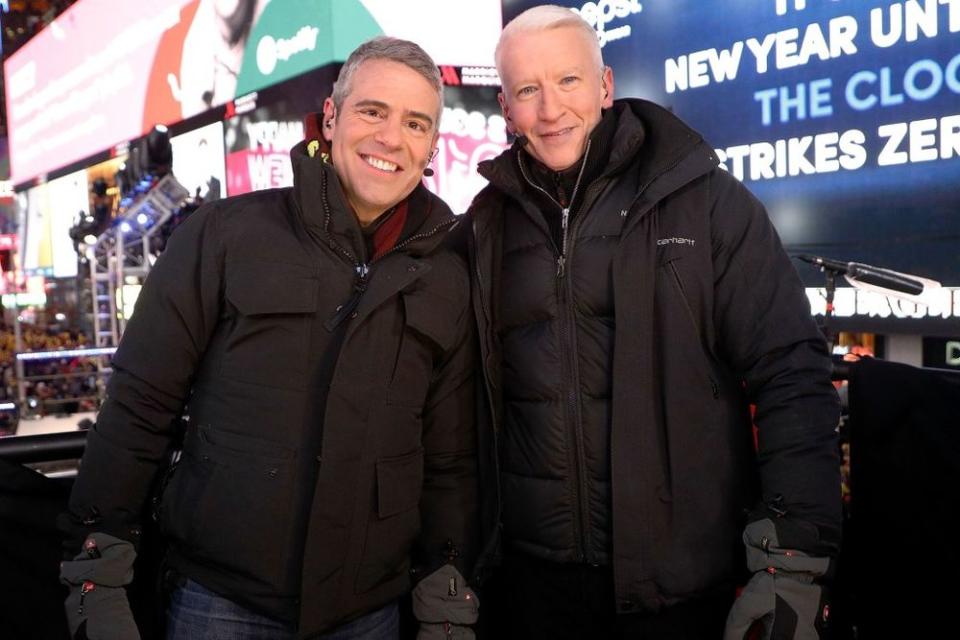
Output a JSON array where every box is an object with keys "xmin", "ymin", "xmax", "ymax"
[{"xmin": 423, "ymin": 148, "xmax": 438, "ymax": 177}]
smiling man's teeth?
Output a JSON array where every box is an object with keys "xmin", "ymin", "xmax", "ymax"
[{"xmin": 363, "ymin": 155, "xmax": 398, "ymax": 172}]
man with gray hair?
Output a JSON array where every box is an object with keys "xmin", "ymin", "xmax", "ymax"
[
  {"xmin": 59, "ymin": 36, "xmax": 479, "ymax": 639},
  {"xmin": 469, "ymin": 5, "xmax": 840, "ymax": 638}
]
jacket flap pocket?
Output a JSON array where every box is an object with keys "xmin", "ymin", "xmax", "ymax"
[
  {"xmin": 656, "ymin": 247, "xmax": 685, "ymax": 267},
  {"xmin": 376, "ymin": 448, "xmax": 424, "ymax": 518},
  {"xmin": 194, "ymin": 424, "xmax": 294, "ymax": 462},
  {"xmin": 226, "ymin": 260, "xmax": 318, "ymax": 315},
  {"xmin": 404, "ymin": 292, "xmax": 456, "ymax": 353}
]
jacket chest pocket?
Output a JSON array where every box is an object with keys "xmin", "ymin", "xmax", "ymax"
[
  {"xmin": 222, "ymin": 261, "xmax": 318, "ymax": 389},
  {"xmin": 656, "ymin": 257, "xmax": 720, "ymax": 401},
  {"xmin": 386, "ymin": 291, "xmax": 457, "ymax": 409}
]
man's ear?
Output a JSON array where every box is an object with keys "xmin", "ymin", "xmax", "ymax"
[
  {"xmin": 498, "ymin": 92, "xmax": 515, "ymax": 135},
  {"xmin": 429, "ymin": 132, "xmax": 440, "ymax": 159},
  {"xmin": 321, "ymin": 97, "xmax": 336, "ymax": 142},
  {"xmin": 601, "ymin": 66, "xmax": 615, "ymax": 108}
]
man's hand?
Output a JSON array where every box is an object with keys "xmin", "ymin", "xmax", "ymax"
[
  {"xmin": 725, "ymin": 518, "xmax": 832, "ymax": 640},
  {"xmin": 59, "ymin": 532, "xmax": 140, "ymax": 640},
  {"xmin": 413, "ymin": 564, "xmax": 479, "ymax": 640}
]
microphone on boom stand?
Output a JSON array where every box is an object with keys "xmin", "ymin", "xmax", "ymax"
[{"xmin": 794, "ymin": 254, "xmax": 940, "ymax": 354}]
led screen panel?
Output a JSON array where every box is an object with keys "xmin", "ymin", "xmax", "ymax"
[
  {"xmin": 5, "ymin": 0, "xmax": 502, "ymax": 185},
  {"xmin": 171, "ymin": 121, "xmax": 227, "ymax": 202},
  {"xmin": 17, "ymin": 170, "xmax": 87, "ymax": 278},
  {"xmin": 425, "ymin": 86, "xmax": 510, "ymax": 215}
]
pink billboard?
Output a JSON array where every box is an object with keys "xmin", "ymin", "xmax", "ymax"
[
  {"xmin": 4, "ymin": 0, "xmax": 502, "ymax": 187},
  {"xmin": 4, "ymin": 1, "xmax": 197, "ymax": 186}
]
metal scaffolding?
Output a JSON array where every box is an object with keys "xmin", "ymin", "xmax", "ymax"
[{"xmin": 87, "ymin": 174, "xmax": 189, "ymax": 347}]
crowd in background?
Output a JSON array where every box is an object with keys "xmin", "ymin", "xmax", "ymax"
[{"xmin": 0, "ymin": 324, "xmax": 101, "ymax": 424}]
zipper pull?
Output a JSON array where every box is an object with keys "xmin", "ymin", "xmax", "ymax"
[
  {"xmin": 353, "ymin": 263, "xmax": 370, "ymax": 295},
  {"xmin": 324, "ymin": 264, "xmax": 370, "ymax": 331},
  {"xmin": 557, "ymin": 207, "xmax": 570, "ymax": 278},
  {"xmin": 78, "ymin": 581, "xmax": 95, "ymax": 615}
]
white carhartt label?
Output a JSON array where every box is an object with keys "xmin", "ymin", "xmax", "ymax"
[{"xmin": 657, "ymin": 237, "xmax": 697, "ymax": 247}]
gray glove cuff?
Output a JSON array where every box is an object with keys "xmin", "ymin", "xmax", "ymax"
[
  {"xmin": 725, "ymin": 519, "xmax": 832, "ymax": 640},
  {"xmin": 60, "ymin": 532, "xmax": 136, "ymax": 588},
  {"xmin": 412, "ymin": 564, "xmax": 479, "ymax": 626},
  {"xmin": 64, "ymin": 583, "xmax": 141, "ymax": 640},
  {"xmin": 743, "ymin": 519, "xmax": 831, "ymax": 578}
]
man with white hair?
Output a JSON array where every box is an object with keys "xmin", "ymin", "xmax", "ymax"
[{"xmin": 468, "ymin": 5, "xmax": 841, "ymax": 638}]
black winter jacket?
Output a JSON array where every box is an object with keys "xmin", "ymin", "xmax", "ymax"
[
  {"xmin": 468, "ymin": 100, "xmax": 840, "ymax": 612},
  {"xmin": 62, "ymin": 141, "xmax": 478, "ymax": 636}
]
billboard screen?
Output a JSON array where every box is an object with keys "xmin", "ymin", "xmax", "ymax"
[
  {"xmin": 221, "ymin": 66, "xmax": 336, "ymax": 196},
  {"xmin": 425, "ymin": 86, "xmax": 509, "ymax": 214},
  {"xmin": 171, "ymin": 121, "xmax": 227, "ymax": 201},
  {"xmin": 17, "ymin": 170, "xmax": 87, "ymax": 278},
  {"xmin": 501, "ymin": 0, "xmax": 960, "ymax": 288},
  {"xmin": 225, "ymin": 106, "xmax": 304, "ymax": 196},
  {"xmin": 221, "ymin": 68, "xmax": 507, "ymax": 211},
  {"xmin": 5, "ymin": 0, "xmax": 502, "ymax": 186}
]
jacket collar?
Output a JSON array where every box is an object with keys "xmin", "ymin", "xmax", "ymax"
[
  {"xmin": 477, "ymin": 98, "xmax": 717, "ymax": 206},
  {"xmin": 290, "ymin": 131, "xmax": 459, "ymax": 263}
]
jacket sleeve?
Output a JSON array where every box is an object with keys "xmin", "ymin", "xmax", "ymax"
[
  {"xmin": 708, "ymin": 170, "xmax": 841, "ymax": 550},
  {"xmin": 59, "ymin": 205, "xmax": 227, "ymax": 553},
  {"xmin": 415, "ymin": 263, "xmax": 480, "ymax": 581}
]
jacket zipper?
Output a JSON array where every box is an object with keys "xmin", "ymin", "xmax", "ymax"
[
  {"xmin": 516, "ymin": 140, "xmax": 591, "ymax": 278},
  {"xmin": 516, "ymin": 143, "xmax": 597, "ymax": 563},
  {"xmin": 555, "ymin": 178, "xmax": 612, "ymax": 565},
  {"xmin": 318, "ymin": 167, "xmax": 458, "ymax": 332}
]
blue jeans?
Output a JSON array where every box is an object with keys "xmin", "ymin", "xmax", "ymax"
[{"xmin": 166, "ymin": 578, "xmax": 400, "ymax": 639}]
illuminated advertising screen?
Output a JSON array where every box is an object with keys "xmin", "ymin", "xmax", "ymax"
[
  {"xmin": 17, "ymin": 170, "xmax": 87, "ymax": 278},
  {"xmin": 5, "ymin": 0, "xmax": 195, "ymax": 186},
  {"xmin": 5, "ymin": 0, "xmax": 501, "ymax": 186},
  {"xmin": 225, "ymin": 110, "xmax": 304, "ymax": 196},
  {"xmin": 222, "ymin": 67, "xmax": 336, "ymax": 196},
  {"xmin": 424, "ymin": 86, "xmax": 510, "ymax": 215},
  {"xmin": 222, "ymin": 72, "xmax": 508, "ymax": 210},
  {"xmin": 171, "ymin": 121, "xmax": 227, "ymax": 201},
  {"xmin": 16, "ymin": 185, "xmax": 44, "ymax": 275},
  {"xmin": 501, "ymin": 0, "xmax": 960, "ymax": 289},
  {"xmin": 225, "ymin": 103, "xmax": 305, "ymax": 197}
]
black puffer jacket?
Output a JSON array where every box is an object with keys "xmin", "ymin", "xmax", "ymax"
[
  {"xmin": 469, "ymin": 99, "xmax": 840, "ymax": 612},
  {"xmin": 62, "ymin": 141, "xmax": 478, "ymax": 637}
]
